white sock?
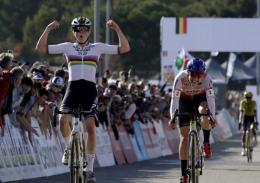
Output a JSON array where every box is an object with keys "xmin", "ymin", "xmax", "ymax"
[
  {"xmin": 86, "ymin": 154, "xmax": 95, "ymax": 172},
  {"xmin": 64, "ymin": 136, "xmax": 70, "ymax": 147}
]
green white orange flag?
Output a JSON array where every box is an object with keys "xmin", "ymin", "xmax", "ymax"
[{"xmin": 175, "ymin": 48, "xmax": 194, "ymax": 72}]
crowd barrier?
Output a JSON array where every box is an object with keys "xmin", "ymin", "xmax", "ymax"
[{"xmin": 0, "ymin": 109, "xmax": 238, "ymax": 182}]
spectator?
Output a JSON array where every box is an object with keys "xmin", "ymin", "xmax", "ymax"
[
  {"xmin": 16, "ymin": 77, "xmax": 39, "ymax": 143},
  {"xmin": 121, "ymin": 95, "xmax": 136, "ymax": 134},
  {"xmin": 0, "ymin": 52, "xmax": 14, "ymax": 130},
  {"xmin": 1, "ymin": 66, "xmax": 24, "ymax": 135},
  {"xmin": 31, "ymin": 88, "xmax": 52, "ymax": 140}
]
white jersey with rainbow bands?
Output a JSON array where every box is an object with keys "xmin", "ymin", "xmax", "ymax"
[{"xmin": 48, "ymin": 42, "xmax": 118, "ymax": 83}]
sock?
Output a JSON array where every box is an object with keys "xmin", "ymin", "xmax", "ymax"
[
  {"xmin": 64, "ymin": 136, "xmax": 70, "ymax": 147},
  {"xmin": 86, "ymin": 154, "xmax": 95, "ymax": 172},
  {"xmin": 242, "ymin": 143, "xmax": 245, "ymax": 149},
  {"xmin": 181, "ymin": 160, "xmax": 188, "ymax": 176},
  {"xmin": 203, "ymin": 129, "xmax": 210, "ymax": 144}
]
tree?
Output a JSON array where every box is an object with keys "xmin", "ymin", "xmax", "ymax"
[{"xmin": 111, "ymin": 0, "xmax": 175, "ymax": 77}]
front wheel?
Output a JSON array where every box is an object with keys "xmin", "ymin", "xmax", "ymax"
[
  {"xmin": 189, "ymin": 132, "xmax": 199, "ymax": 183},
  {"xmin": 70, "ymin": 134, "xmax": 80, "ymax": 183}
]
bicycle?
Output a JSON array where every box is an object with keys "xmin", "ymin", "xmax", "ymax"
[
  {"xmin": 245, "ymin": 123, "xmax": 255, "ymax": 163},
  {"xmin": 173, "ymin": 108, "xmax": 213, "ymax": 183},
  {"xmin": 56, "ymin": 104, "xmax": 98, "ymax": 183}
]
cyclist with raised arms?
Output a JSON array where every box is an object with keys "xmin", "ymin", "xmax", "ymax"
[
  {"xmin": 239, "ymin": 91, "xmax": 258, "ymax": 156},
  {"xmin": 169, "ymin": 58, "xmax": 216, "ymax": 183},
  {"xmin": 35, "ymin": 17, "xmax": 130, "ymax": 183}
]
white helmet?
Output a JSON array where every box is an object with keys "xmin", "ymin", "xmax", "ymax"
[
  {"xmin": 51, "ymin": 76, "xmax": 64, "ymax": 87},
  {"xmin": 71, "ymin": 17, "xmax": 92, "ymax": 29}
]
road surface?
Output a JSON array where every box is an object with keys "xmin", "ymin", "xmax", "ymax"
[{"xmin": 8, "ymin": 133, "xmax": 260, "ymax": 183}]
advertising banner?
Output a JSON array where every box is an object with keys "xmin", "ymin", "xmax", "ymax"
[
  {"xmin": 95, "ymin": 126, "xmax": 115, "ymax": 167},
  {"xmin": 152, "ymin": 119, "xmax": 172, "ymax": 156},
  {"xmin": 117, "ymin": 125, "xmax": 137, "ymax": 163}
]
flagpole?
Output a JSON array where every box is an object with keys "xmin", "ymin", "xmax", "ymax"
[
  {"xmin": 104, "ymin": 0, "xmax": 111, "ymax": 72},
  {"xmin": 257, "ymin": 0, "xmax": 260, "ymax": 94}
]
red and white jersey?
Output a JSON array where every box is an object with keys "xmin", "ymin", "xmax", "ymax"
[{"xmin": 170, "ymin": 70, "xmax": 216, "ymax": 120}]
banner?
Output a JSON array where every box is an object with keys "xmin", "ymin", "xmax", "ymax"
[
  {"xmin": 162, "ymin": 117, "xmax": 180, "ymax": 154},
  {"xmin": 107, "ymin": 127, "xmax": 126, "ymax": 165},
  {"xmin": 152, "ymin": 119, "xmax": 172, "ymax": 156},
  {"xmin": 117, "ymin": 125, "xmax": 137, "ymax": 163},
  {"xmin": 95, "ymin": 126, "xmax": 115, "ymax": 167},
  {"xmin": 132, "ymin": 121, "xmax": 149, "ymax": 160}
]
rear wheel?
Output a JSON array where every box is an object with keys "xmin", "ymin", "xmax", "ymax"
[{"xmin": 70, "ymin": 135, "xmax": 80, "ymax": 183}]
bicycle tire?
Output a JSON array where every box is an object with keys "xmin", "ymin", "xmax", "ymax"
[
  {"xmin": 189, "ymin": 132, "xmax": 199, "ymax": 183},
  {"xmin": 70, "ymin": 134, "xmax": 80, "ymax": 183},
  {"xmin": 199, "ymin": 146, "xmax": 204, "ymax": 175},
  {"xmin": 82, "ymin": 134, "xmax": 87, "ymax": 183},
  {"xmin": 246, "ymin": 129, "xmax": 253, "ymax": 163},
  {"xmin": 82, "ymin": 134, "xmax": 86, "ymax": 168}
]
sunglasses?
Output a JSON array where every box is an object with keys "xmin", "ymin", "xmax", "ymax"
[
  {"xmin": 190, "ymin": 73, "xmax": 206, "ymax": 78},
  {"xmin": 73, "ymin": 26, "xmax": 90, "ymax": 32}
]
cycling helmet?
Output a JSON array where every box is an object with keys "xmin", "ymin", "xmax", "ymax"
[
  {"xmin": 187, "ymin": 58, "xmax": 206, "ymax": 74},
  {"xmin": 71, "ymin": 17, "xmax": 92, "ymax": 29},
  {"xmin": 51, "ymin": 76, "xmax": 64, "ymax": 87},
  {"xmin": 243, "ymin": 91, "xmax": 253, "ymax": 98}
]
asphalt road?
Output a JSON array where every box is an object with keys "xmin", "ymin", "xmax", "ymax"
[{"xmin": 8, "ymin": 133, "xmax": 260, "ymax": 183}]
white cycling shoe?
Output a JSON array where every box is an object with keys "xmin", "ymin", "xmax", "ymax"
[
  {"xmin": 62, "ymin": 148, "xmax": 70, "ymax": 165},
  {"xmin": 241, "ymin": 148, "xmax": 246, "ymax": 156}
]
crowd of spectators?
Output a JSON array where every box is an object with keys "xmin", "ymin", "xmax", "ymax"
[
  {"xmin": 225, "ymin": 90, "xmax": 242, "ymax": 120},
  {"xmin": 0, "ymin": 51, "xmax": 173, "ymax": 143}
]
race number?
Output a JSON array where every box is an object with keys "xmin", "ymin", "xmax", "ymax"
[{"xmin": 206, "ymin": 89, "xmax": 214, "ymax": 96}]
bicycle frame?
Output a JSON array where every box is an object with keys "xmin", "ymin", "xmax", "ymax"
[
  {"xmin": 69, "ymin": 114, "xmax": 86, "ymax": 183},
  {"xmin": 188, "ymin": 112, "xmax": 203, "ymax": 183},
  {"xmin": 245, "ymin": 123, "xmax": 254, "ymax": 163},
  {"xmin": 173, "ymin": 109, "xmax": 211, "ymax": 183},
  {"xmin": 57, "ymin": 108, "xmax": 95, "ymax": 183}
]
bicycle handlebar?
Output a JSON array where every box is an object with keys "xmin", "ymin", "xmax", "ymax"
[
  {"xmin": 57, "ymin": 110, "xmax": 93, "ymax": 116},
  {"xmin": 53, "ymin": 104, "xmax": 100, "ymax": 127},
  {"xmin": 172, "ymin": 109, "xmax": 214, "ymax": 124},
  {"xmin": 57, "ymin": 104, "xmax": 97, "ymax": 116}
]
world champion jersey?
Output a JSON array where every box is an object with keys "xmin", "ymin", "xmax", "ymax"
[{"xmin": 48, "ymin": 42, "xmax": 118, "ymax": 83}]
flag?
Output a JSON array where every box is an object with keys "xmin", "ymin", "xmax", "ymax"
[
  {"xmin": 175, "ymin": 48, "xmax": 194, "ymax": 72},
  {"xmin": 226, "ymin": 52, "xmax": 236, "ymax": 81},
  {"xmin": 176, "ymin": 17, "xmax": 187, "ymax": 34}
]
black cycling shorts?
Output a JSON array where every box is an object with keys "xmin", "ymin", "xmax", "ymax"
[
  {"xmin": 243, "ymin": 116, "xmax": 255, "ymax": 129},
  {"xmin": 178, "ymin": 93, "xmax": 207, "ymax": 127},
  {"xmin": 61, "ymin": 79, "xmax": 97, "ymax": 111}
]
